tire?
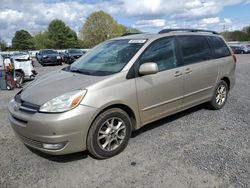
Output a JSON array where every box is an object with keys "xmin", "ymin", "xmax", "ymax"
[
  {"xmin": 15, "ymin": 71, "xmax": 24, "ymax": 86},
  {"xmin": 208, "ymin": 80, "xmax": 228, "ymax": 110},
  {"xmin": 87, "ymin": 108, "xmax": 132, "ymax": 159}
]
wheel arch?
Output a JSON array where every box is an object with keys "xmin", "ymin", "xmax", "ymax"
[
  {"xmin": 15, "ymin": 69, "xmax": 25, "ymax": 76},
  {"xmin": 88, "ymin": 103, "xmax": 139, "ymax": 135},
  {"xmin": 220, "ymin": 77, "xmax": 230, "ymax": 90}
]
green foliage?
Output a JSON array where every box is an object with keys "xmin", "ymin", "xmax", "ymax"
[
  {"xmin": 33, "ymin": 32, "xmax": 52, "ymax": 49},
  {"xmin": 119, "ymin": 24, "xmax": 141, "ymax": 34},
  {"xmin": 9, "ymin": 12, "xmax": 141, "ymax": 50},
  {"xmin": 80, "ymin": 11, "xmax": 139, "ymax": 48},
  {"xmin": 0, "ymin": 37, "xmax": 7, "ymax": 51},
  {"xmin": 12, "ymin": 30, "xmax": 35, "ymax": 50},
  {"xmin": 221, "ymin": 26, "xmax": 250, "ymax": 41},
  {"xmin": 47, "ymin": 19, "xmax": 78, "ymax": 49}
]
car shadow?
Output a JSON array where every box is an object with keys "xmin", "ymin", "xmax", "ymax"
[
  {"xmin": 27, "ymin": 103, "xmax": 209, "ymax": 162},
  {"xmin": 26, "ymin": 146, "xmax": 89, "ymax": 163},
  {"xmin": 132, "ymin": 103, "xmax": 208, "ymax": 138}
]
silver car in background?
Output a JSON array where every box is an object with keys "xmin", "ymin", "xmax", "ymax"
[{"xmin": 8, "ymin": 29, "xmax": 236, "ymax": 159}]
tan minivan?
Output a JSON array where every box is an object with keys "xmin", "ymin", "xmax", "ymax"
[{"xmin": 9, "ymin": 29, "xmax": 236, "ymax": 159}]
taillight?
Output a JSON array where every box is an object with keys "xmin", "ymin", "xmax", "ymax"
[{"xmin": 232, "ymin": 54, "xmax": 237, "ymax": 63}]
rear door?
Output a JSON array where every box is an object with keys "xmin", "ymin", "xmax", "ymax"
[
  {"xmin": 177, "ymin": 35, "xmax": 219, "ymax": 108},
  {"xmin": 135, "ymin": 37, "xmax": 184, "ymax": 125}
]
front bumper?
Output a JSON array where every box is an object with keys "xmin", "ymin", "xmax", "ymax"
[{"xmin": 8, "ymin": 100, "xmax": 97, "ymax": 155}]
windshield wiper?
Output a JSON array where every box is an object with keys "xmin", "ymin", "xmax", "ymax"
[
  {"xmin": 70, "ymin": 67, "xmax": 93, "ymax": 75},
  {"xmin": 70, "ymin": 68, "xmax": 83, "ymax": 73}
]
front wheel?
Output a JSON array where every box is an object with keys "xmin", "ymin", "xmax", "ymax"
[
  {"xmin": 15, "ymin": 71, "xmax": 24, "ymax": 86},
  {"xmin": 208, "ymin": 80, "xmax": 228, "ymax": 110},
  {"xmin": 87, "ymin": 108, "xmax": 132, "ymax": 159}
]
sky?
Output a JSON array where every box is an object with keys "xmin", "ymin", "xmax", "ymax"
[{"xmin": 0, "ymin": 0, "xmax": 250, "ymax": 44}]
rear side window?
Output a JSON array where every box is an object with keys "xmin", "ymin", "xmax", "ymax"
[
  {"xmin": 208, "ymin": 36, "xmax": 231, "ymax": 58},
  {"xmin": 139, "ymin": 37, "xmax": 178, "ymax": 72},
  {"xmin": 178, "ymin": 36, "xmax": 212, "ymax": 65}
]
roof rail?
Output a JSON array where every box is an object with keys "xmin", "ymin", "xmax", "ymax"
[
  {"xmin": 158, "ymin": 28, "xmax": 218, "ymax": 35},
  {"xmin": 121, "ymin": 32, "xmax": 142, "ymax": 36}
]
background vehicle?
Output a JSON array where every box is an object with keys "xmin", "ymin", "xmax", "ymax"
[
  {"xmin": 12, "ymin": 51, "xmax": 31, "ymax": 60},
  {"xmin": 230, "ymin": 46, "xmax": 244, "ymax": 54},
  {"xmin": 240, "ymin": 45, "xmax": 250, "ymax": 54},
  {"xmin": 64, "ymin": 48, "xmax": 85, "ymax": 64},
  {"xmin": 36, "ymin": 49, "xmax": 62, "ymax": 66},
  {"xmin": 11, "ymin": 57, "xmax": 37, "ymax": 85},
  {"xmin": 9, "ymin": 29, "xmax": 236, "ymax": 159}
]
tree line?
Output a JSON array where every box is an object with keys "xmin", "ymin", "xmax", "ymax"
[
  {"xmin": 0, "ymin": 11, "xmax": 140, "ymax": 51},
  {"xmin": 2, "ymin": 10, "xmax": 249, "ymax": 51},
  {"xmin": 220, "ymin": 26, "xmax": 250, "ymax": 41}
]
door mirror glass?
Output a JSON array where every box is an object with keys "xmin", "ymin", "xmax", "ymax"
[{"xmin": 139, "ymin": 62, "xmax": 158, "ymax": 76}]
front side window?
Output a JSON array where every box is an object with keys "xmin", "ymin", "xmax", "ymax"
[
  {"xmin": 178, "ymin": 36, "xmax": 212, "ymax": 65},
  {"xmin": 70, "ymin": 39, "xmax": 145, "ymax": 76},
  {"xmin": 139, "ymin": 37, "xmax": 178, "ymax": 71},
  {"xmin": 208, "ymin": 36, "xmax": 231, "ymax": 58}
]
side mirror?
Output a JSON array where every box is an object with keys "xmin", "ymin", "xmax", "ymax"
[{"xmin": 139, "ymin": 62, "xmax": 159, "ymax": 76}]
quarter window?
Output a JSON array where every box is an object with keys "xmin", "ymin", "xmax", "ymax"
[
  {"xmin": 139, "ymin": 37, "xmax": 178, "ymax": 71},
  {"xmin": 178, "ymin": 36, "xmax": 212, "ymax": 65},
  {"xmin": 208, "ymin": 36, "xmax": 231, "ymax": 58}
]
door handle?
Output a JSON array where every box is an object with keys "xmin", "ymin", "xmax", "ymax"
[
  {"xmin": 185, "ymin": 68, "xmax": 192, "ymax": 74},
  {"xmin": 174, "ymin": 71, "xmax": 182, "ymax": 77}
]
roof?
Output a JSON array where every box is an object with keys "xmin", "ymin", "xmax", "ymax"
[{"xmin": 113, "ymin": 29, "xmax": 220, "ymax": 41}]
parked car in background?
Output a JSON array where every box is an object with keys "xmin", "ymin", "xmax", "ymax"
[
  {"xmin": 240, "ymin": 45, "xmax": 250, "ymax": 54},
  {"xmin": 230, "ymin": 46, "xmax": 244, "ymax": 54},
  {"xmin": 12, "ymin": 51, "xmax": 31, "ymax": 60},
  {"xmin": 230, "ymin": 46, "xmax": 250, "ymax": 54},
  {"xmin": 11, "ymin": 54, "xmax": 37, "ymax": 85},
  {"xmin": 36, "ymin": 49, "xmax": 62, "ymax": 66},
  {"xmin": 64, "ymin": 48, "xmax": 85, "ymax": 64}
]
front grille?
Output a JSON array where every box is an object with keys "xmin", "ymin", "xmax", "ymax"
[
  {"xmin": 20, "ymin": 101, "xmax": 40, "ymax": 113},
  {"xmin": 18, "ymin": 134, "xmax": 43, "ymax": 148},
  {"xmin": 14, "ymin": 93, "xmax": 40, "ymax": 113}
]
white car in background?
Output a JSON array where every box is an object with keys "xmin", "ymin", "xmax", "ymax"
[{"xmin": 10, "ymin": 52, "xmax": 37, "ymax": 85}]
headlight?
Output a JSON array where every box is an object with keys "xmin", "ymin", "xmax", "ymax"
[{"xmin": 39, "ymin": 90, "xmax": 87, "ymax": 113}]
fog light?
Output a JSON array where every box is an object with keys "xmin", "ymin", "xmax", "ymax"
[{"xmin": 42, "ymin": 142, "xmax": 66, "ymax": 150}]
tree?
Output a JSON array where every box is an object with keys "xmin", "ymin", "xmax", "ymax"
[
  {"xmin": 0, "ymin": 37, "xmax": 7, "ymax": 51},
  {"xmin": 47, "ymin": 19, "xmax": 78, "ymax": 49},
  {"xmin": 119, "ymin": 24, "xmax": 141, "ymax": 34},
  {"xmin": 33, "ymin": 32, "xmax": 52, "ymax": 50},
  {"xmin": 80, "ymin": 11, "xmax": 123, "ymax": 48},
  {"xmin": 243, "ymin": 26, "xmax": 250, "ymax": 40},
  {"xmin": 12, "ymin": 30, "xmax": 35, "ymax": 50}
]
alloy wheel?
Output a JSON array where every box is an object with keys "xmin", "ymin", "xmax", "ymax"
[{"xmin": 97, "ymin": 117, "xmax": 126, "ymax": 151}]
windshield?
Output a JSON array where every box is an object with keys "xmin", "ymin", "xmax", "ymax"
[
  {"xmin": 69, "ymin": 49, "xmax": 82, "ymax": 53},
  {"xmin": 43, "ymin": 50, "xmax": 58, "ymax": 54},
  {"xmin": 13, "ymin": 52, "xmax": 28, "ymax": 56},
  {"xmin": 69, "ymin": 39, "xmax": 145, "ymax": 76}
]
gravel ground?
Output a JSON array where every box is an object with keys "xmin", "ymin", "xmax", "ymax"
[{"xmin": 0, "ymin": 55, "xmax": 249, "ymax": 188}]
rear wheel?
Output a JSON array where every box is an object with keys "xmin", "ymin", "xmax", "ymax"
[
  {"xmin": 87, "ymin": 108, "xmax": 132, "ymax": 159},
  {"xmin": 208, "ymin": 80, "xmax": 228, "ymax": 110}
]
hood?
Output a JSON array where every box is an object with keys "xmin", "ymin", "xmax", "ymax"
[{"xmin": 21, "ymin": 69, "xmax": 107, "ymax": 105}]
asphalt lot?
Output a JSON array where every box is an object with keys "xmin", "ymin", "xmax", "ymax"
[{"xmin": 0, "ymin": 55, "xmax": 250, "ymax": 188}]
